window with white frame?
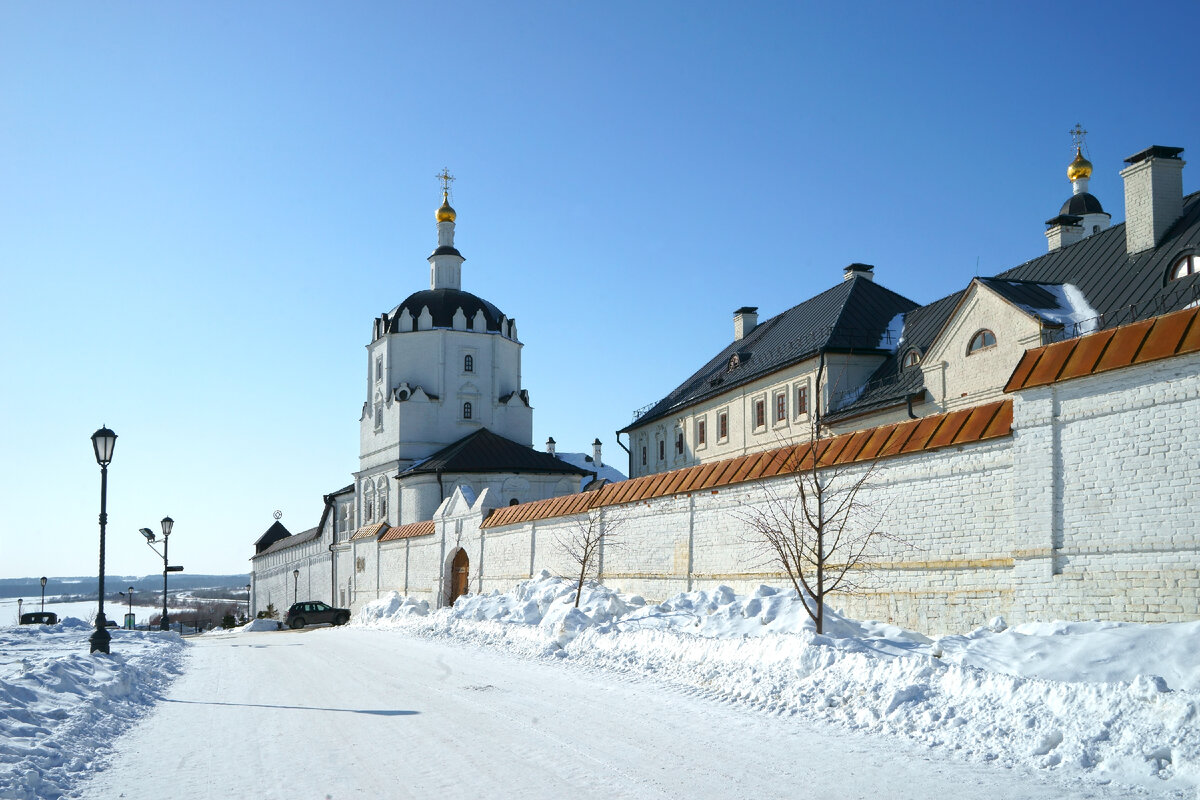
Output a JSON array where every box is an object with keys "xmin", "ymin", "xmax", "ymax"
[
  {"xmin": 376, "ymin": 478, "xmax": 388, "ymax": 520},
  {"xmin": 774, "ymin": 392, "xmax": 787, "ymax": 423},
  {"xmin": 696, "ymin": 417, "xmax": 707, "ymax": 448},
  {"xmin": 363, "ymin": 482, "xmax": 375, "ymax": 522},
  {"xmin": 375, "ymin": 355, "xmax": 383, "ymax": 384},
  {"xmin": 795, "ymin": 384, "xmax": 808, "ymax": 417},
  {"xmin": 753, "ymin": 398, "xmax": 766, "ymax": 430},
  {"xmin": 675, "ymin": 429, "xmax": 684, "ymax": 456},
  {"xmin": 1172, "ymin": 254, "xmax": 1199, "ymax": 280},
  {"xmin": 717, "ymin": 410, "xmax": 729, "ymax": 441}
]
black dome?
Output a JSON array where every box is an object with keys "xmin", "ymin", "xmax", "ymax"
[
  {"xmin": 384, "ymin": 289, "xmax": 506, "ymax": 333},
  {"xmin": 1060, "ymin": 193, "xmax": 1105, "ymax": 216}
]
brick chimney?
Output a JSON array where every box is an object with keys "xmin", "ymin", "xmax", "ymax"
[
  {"xmin": 1120, "ymin": 146, "xmax": 1185, "ymax": 254},
  {"xmin": 733, "ymin": 307, "xmax": 758, "ymax": 340},
  {"xmin": 1045, "ymin": 214, "xmax": 1084, "ymax": 251}
]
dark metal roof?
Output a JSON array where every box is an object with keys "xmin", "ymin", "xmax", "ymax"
[
  {"xmin": 378, "ymin": 289, "xmax": 506, "ymax": 334},
  {"xmin": 1060, "ymin": 193, "xmax": 1105, "ymax": 216},
  {"xmin": 255, "ymin": 525, "xmax": 320, "ymax": 557},
  {"xmin": 429, "ymin": 245, "xmax": 463, "ymax": 258},
  {"xmin": 253, "ymin": 521, "xmax": 291, "ymax": 553},
  {"xmin": 830, "ymin": 190, "xmax": 1200, "ymax": 419},
  {"xmin": 398, "ymin": 428, "xmax": 593, "ymax": 477},
  {"xmin": 622, "ymin": 276, "xmax": 919, "ymax": 432}
]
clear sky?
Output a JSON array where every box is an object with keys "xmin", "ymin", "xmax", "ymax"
[{"xmin": 2, "ymin": 2, "xmax": 1197, "ymax": 579}]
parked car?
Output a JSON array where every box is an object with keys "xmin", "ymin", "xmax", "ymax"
[
  {"xmin": 285, "ymin": 601, "xmax": 350, "ymax": 629},
  {"xmin": 20, "ymin": 611, "xmax": 58, "ymax": 625}
]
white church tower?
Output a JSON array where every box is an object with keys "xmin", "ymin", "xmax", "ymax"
[
  {"xmin": 354, "ymin": 172, "xmax": 536, "ymax": 527},
  {"xmin": 1046, "ymin": 125, "xmax": 1112, "ymax": 251}
]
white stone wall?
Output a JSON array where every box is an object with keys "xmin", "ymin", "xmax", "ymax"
[{"xmin": 260, "ymin": 350, "xmax": 1200, "ymax": 631}]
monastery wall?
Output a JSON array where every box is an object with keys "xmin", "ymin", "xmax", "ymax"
[{"xmin": 268, "ymin": 347, "xmax": 1200, "ymax": 633}]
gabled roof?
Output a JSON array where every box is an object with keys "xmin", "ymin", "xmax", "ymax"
[
  {"xmin": 830, "ymin": 190, "xmax": 1200, "ymax": 418},
  {"xmin": 380, "ymin": 520, "xmax": 436, "ymax": 542},
  {"xmin": 621, "ymin": 276, "xmax": 919, "ymax": 431},
  {"xmin": 397, "ymin": 428, "xmax": 593, "ymax": 478}
]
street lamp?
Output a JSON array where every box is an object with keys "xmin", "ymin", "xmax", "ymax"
[
  {"xmin": 90, "ymin": 425, "xmax": 117, "ymax": 654},
  {"xmin": 141, "ymin": 516, "xmax": 176, "ymax": 631},
  {"xmin": 40, "ymin": 577, "xmax": 47, "ymax": 612},
  {"xmin": 293, "ymin": 569, "xmax": 300, "ymax": 604},
  {"xmin": 245, "ymin": 583, "xmax": 251, "ymax": 621},
  {"xmin": 17, "ymin": 599, "xmax": 22, "ymax": 622}
]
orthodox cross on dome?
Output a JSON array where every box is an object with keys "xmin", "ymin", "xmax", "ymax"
[
  {"xmin": 436, "ymin": 167, "xmax": 455, "ymax": 194},
  {"xmin": 1070, "ymin": 123, "xmax": 1088, "ymax": 155}
]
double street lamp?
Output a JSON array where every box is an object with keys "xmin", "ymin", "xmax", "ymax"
[
  {"xmin": 140, "ymin": 517, "xmax": 177, "ymax": 631},
  {"xmin": 118, "ymin": 586, "xmax": 135, "ymax": 629},
  {"xmin": 90, "ymin": 426, "xmax": 117, "ymax": 655}
]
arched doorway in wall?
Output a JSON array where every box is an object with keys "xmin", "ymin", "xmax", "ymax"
[{"xmin": 449, "ymin": 548, "xmax": 470, "ymax": 605}]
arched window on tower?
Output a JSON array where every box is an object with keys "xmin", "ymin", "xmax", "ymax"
[
  {"xmin": 464, "ymin": 354, "xmax": 474, "ymax": 373},
  {"xmin": 463, "ymin": 402, "xmax": 473, "ymax": 420},
  {"xmin": 363, "ymin": 482, "xmax": 375, "ymax": 523},
  {"xmin": 376, "ymin": 478, "xmax": 388, "ymax": 521}
]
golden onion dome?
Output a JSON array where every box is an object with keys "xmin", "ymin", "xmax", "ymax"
[
  {"xmin": 436, "ymin": 191, "xmax": 456, "ymax": 223},
  {"xmin": 1067, "ymin": 147, "xmax": 1093, "ymax": 182}
]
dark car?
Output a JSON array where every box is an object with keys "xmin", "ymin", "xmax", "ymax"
[
  {"xmin": 285, "ymin": 601, "xmax": 350, "ymax": 629},
  {"xmin": 20, "ymin": 611, "xmax": 58, "ymax": 625}
]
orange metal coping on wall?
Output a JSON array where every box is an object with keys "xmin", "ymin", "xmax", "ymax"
[
  {"xmin": 482, "ymin": 399, "xmax": 1013, "ymax": 529},
  {"xmin": 350, "ymin": 522, "xmax": 389, "ymax": 541},
  {"xmin": 1004, "ymin": 306, "xmax": 1200, "ymax": 393},
  {"xmin": 379, "ymin": 520, "xmax": 435, "ymax": 542}
]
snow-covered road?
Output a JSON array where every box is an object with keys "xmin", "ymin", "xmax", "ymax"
[{"xmin": 75, "ymin": 627, "xmax": 1117, "ymax": 800}]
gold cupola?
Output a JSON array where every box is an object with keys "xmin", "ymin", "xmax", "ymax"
[
  {"xmin": 436, "ymin": 190, "xmax": 456, "ymax": 223},
  {"xmin": 1067, "ymin": 147, "xmax": 1093, "ymax": 182}
]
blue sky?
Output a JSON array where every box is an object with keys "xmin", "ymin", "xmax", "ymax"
[{"xmin": 2, "ymin": 2, "xmax": 1197, "ymax": 578}]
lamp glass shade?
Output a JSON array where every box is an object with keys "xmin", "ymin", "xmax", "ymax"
[
  {"xmin": 91, "ymin": 427, "xmax": 117, "ymax": 466},
  {"xmin": 293, "ymin": 569, "xmax": 300, "ymax": 578},
  {"xmin": 40, "ymin": 577, "xmax": 47, "ymax": 588},
  {"xmin": 161, "ymin": 516, "xmax": 174, "ymax": 537}
]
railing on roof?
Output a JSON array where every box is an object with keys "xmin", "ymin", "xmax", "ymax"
[{"xmin": 630, "ymin": 401, "xmax": 657, "ymax": 423}]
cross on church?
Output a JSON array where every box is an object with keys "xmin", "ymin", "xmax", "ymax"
[
  {"xmin": 436, "ymin": 168, "xmax": 455, "ymax": 193},
  {"xmin": 1070, "ymin": 123, "xmax": 1088, "ymax": 153}
]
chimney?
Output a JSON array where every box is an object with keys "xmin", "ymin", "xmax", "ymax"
[
  {"xmin": 733, "ymin": 307, "xmax": 758, "ymax": 340},
  {"xmin": 1045, "ymin": 214, "xmax": 1084, "ymax": 251},
  {"xmin": 545, "ymin": 436, "xmax": 556, "ymax": 456},
  {"xmin": 843, "ymin": 263, "xmax": 875, "ymax": 282},
  {"xmin": 1121, "ymin": 146, "xmax": 1185, "ymax": 254},
  {"xmin": 592, "ymin": 438, "xmax": 603, "ymax": 468}
]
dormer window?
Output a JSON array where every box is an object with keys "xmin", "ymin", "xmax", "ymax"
[
  {"xmin": 902, "ymin": 350, "xmax": 921, "ymax": 368},
  {"xmin": 968, "ymin": 329, "xmax": 997, "ymax": 354},
  {"xmin": 464, "ymin": 354, "xmax": 474, "ymax": 372},
  {"xmin": 727, "ymin": 354, "xmax": 740, "ymax": 371},
  {"xmin": 1171, "ymin": 254, "xmax": 1199, "ymax": 280}
]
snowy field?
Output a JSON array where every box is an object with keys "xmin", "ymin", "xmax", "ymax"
[{"xmin": 0, "ymin": 575, "xmax": 1196, "ymax": 799}]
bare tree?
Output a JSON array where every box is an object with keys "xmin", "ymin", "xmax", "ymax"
[
  {"xmin": 736, "ymin": 424, "xmax": 895, "ymax": 634},
  {"xmin": 555, "ymin": 510, "xmax": 622, "ymax": 607}
]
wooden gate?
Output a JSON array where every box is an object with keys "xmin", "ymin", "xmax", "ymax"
[{"xmin": 449, "ymin": 549, "xmax": 469, "ymax": 605}]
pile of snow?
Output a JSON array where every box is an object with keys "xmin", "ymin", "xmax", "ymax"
[
  {"xmin": 0, "ymin": 617, "xmax": 185, "ymax": 799},
  {"xmin": 200, "ymin": 617, "xmax": 281, "ymax": 634},
  {"xmin": 357, "ymin": 573, "xmax": 1200, "ymax": 796}
]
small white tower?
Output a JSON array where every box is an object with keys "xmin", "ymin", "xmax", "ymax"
[
  {"xmin": 430, "ymin": 169, "xmax": 465, "ymax": 290},
  {"xmin": 1048, "ymin": 125, "xmax": 1111, "ymax": 249}
]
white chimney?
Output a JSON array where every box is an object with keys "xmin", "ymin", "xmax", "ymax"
[
  {"xmin": 843, "ymin": 263, "xmax": 875, "ymax": 282},
  {"xmin": 733, "ymin": 307, "xmax": 758, "ymax": 340},
  {"xmin": 545, "ymin": 437, "xmax": 556, "ymax": 456},
  {"xmin": 1121, "ymin": 146, "xmax": 1185, "ymax": 254},
  {"xmin": 1045, "ymin": 214, "xmax": 1084, "ymax": 252},
  {"xmin": 592, "ymin": 438, "xmax": 603, "ymax": 468}
]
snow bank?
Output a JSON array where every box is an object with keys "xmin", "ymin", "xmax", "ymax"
[
  {"xmin": 0, "ymin": 618, "xmax": 185, "ymax": 799},
  {"xmin": 357, "ymin": 573, "xmax": 1200, "ymax": 796}
]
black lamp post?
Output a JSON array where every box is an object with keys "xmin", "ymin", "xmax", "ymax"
[
  {"xmin": 245, "ymin": 583, "xmax": 251, "ymax": 620},
  {"xmin": 17, "ymin": 599, "xmax": 22, "ymax": 622},
  {"xmin": 141, "ymin": 517, "xmax": 174, "ymax": 631},
  {"xmin": 40, "ymin": 577, "xmax": 47, "ymax": 612},
  {"xmin": 293, "ymin": 569, "xmax": 300, "ymax": 604},
  {"xmin": 90, "ymin": 426, "xmax": 117, "ymax": 654}
]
